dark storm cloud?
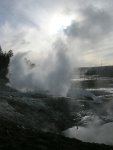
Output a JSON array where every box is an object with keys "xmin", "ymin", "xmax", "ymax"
[{"xmin": 64, "ymin": 6, "xmax": 113, "ymax": 43}]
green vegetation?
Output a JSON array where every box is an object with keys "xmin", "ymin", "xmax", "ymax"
[{"xmin": 0, "ymin": 46, "xmax": 13, "ymax": 78}]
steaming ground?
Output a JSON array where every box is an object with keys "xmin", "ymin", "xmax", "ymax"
[
  {"xmin": 2, "ymin": 48, "xmax": 113, "ymax": 145},
  {"xmin": 63, "ymin": 122, "xmax": 113, "ymax": 145},
  {"xmin": 1, "ymin": 74, "xmax": 113, "ymax": 146},
  {"xmin": 64, "ymin": 77, "xmax": 113, "ymax": 146}
]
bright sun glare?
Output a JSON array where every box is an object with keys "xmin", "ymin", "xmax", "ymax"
[{"xmin": 48, "ymin": 13, "xmax": 74, "ymax": 34}]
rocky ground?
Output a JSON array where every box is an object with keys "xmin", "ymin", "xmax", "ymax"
[
  {"xmin": 0, "ymin": 117, "xmax": 113, "ymax": 150},
  {"xmin": 0, "ymin": 78, "xmax": 113, "ymax": 149}
]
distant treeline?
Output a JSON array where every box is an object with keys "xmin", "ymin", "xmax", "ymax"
[
  {"xmin": 0, "ymin": 46, "xmax": 13, "ymax": 78},
  {"xmin": 79, "ymin": 66, "xmax": 113, "ymax": 77}
]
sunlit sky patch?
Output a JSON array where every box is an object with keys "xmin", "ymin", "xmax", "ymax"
[{"xmin": 0, "ymin": 0, "xmax": 113, "ymax": 66}]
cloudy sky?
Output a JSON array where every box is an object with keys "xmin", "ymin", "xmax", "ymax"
[{"xmin": 0, "ymin": 0, "xmax": 113, "ymax": 66}]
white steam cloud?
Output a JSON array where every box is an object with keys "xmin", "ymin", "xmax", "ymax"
[
  {"xmin": 64, "ymin": 116, "xmax": 113, "ymax": 145},
  {"xmin": 8, "ymin": 39, "xmax": 73, "ymax": 96}
]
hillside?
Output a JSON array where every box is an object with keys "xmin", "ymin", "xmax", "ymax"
[
  {"xmin": 0, "ymin": 117, "xmax": 113, "ymax": 150},
  {"xmin": 0, "ymin": 76, "xmax": 113, "ymax": 149}
]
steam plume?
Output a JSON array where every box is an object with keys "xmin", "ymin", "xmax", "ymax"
[{"xmin": 8, "ymin": 39, "xmax": 73, "ymax": 96}]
